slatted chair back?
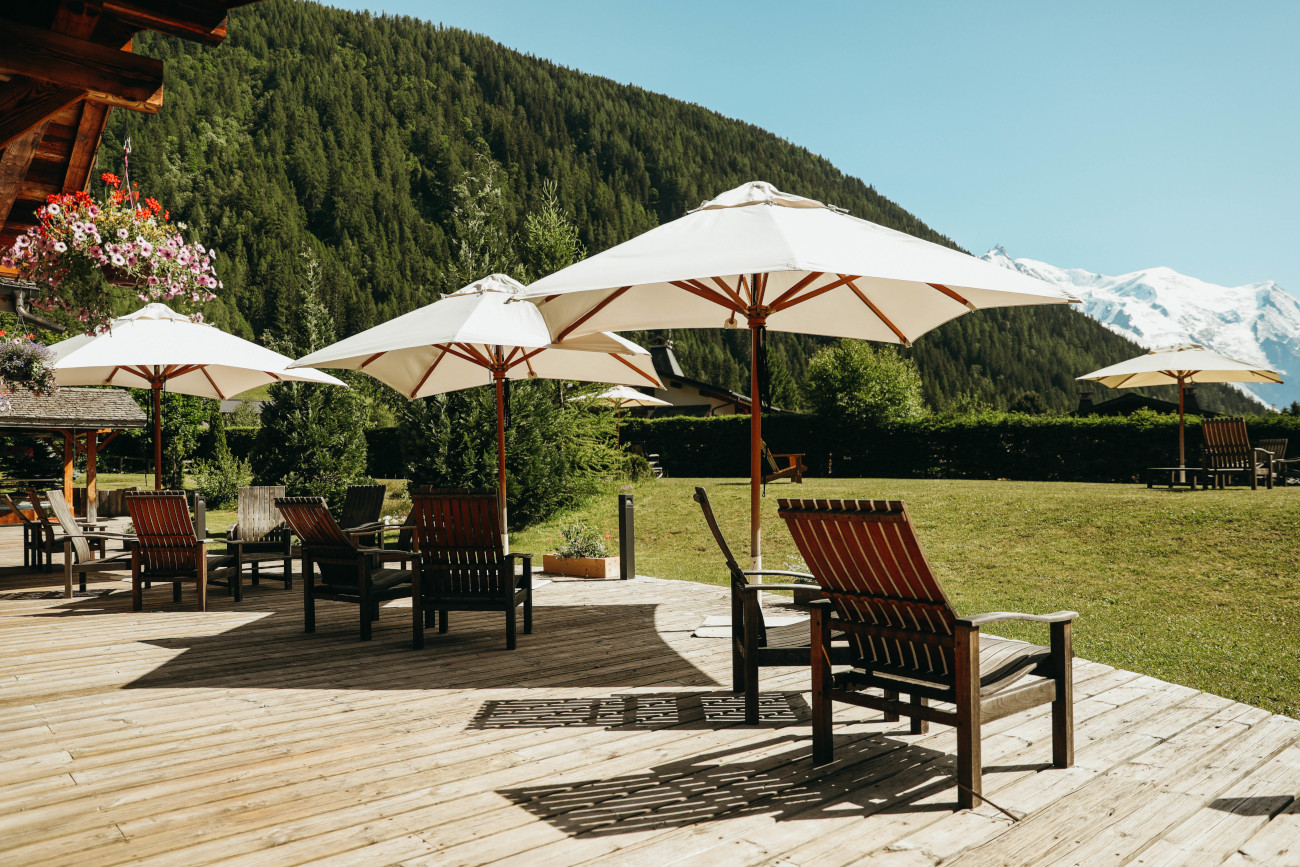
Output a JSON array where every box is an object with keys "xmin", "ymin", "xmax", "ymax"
[
  {"xmin": 1258, "ymin": 438, "xmax": 1288, "ymax": 460},
  {"xmin": 778, "ymin": 498, "xmax": 959, "ymax": 687},
  {"xmin": 235, "ymin": 486, "xmax": 286, "ymax": 542},
  {"xmin": 1201, "ymin": 417, "xmax": 1254, "ymax": 468},
  {"xmin": 694, "ymin": 487, "xmax": 744, "ymax": 582},
  {"xmin": 1, "ymin": 492, "xmax": 37, "ymax": 531},
  {"xmin": 760, "ymin": 442, "xmax": 782, "ymax": 478},
  {"xmin": 126, "ymin": 491, "xmax": 200, "ymax": 575},
  {"xmin": 410, "ymin": 489, "xmax": 507, "ymax": 598},
  {"xmin": 44, "ymin": 489, "xmax": 92, "ymax": 564},
  {"xmin": 26, "ymin": 486, "xmax": 56, "ymax": 534},
  {"xmin": 339, "ymin": 484, "xmax": 385, "ymax": 530},
  {"xmin": 274, "ymin": 496, "xmax": 359, "ymax": 583}
]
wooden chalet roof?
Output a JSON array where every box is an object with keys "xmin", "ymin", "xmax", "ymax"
[
  {"xmin": 0, "ymin": 0, "xmax": 257, "ymax": 281},
  {"xmin": 0, "ymin": 386, "xmax": 146, "ymax": 431}
]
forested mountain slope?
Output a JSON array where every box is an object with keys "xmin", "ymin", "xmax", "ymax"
[{"xmin": 105, "ymin": 0, "xmax": 1264, "ymax": 414}]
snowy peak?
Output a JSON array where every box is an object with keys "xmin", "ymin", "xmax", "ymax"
[{"xmin": 983, "ymin": 249, "xmax": 1300, "ymax": 409}]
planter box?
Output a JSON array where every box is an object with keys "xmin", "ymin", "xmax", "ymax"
[{"xmin": 542, "ymin": 554, "xmax": 620, "ymax": 579}]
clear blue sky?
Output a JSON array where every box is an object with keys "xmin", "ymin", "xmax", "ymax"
[{"xmin": 335, "ymin": 0, "xmax": 1300, "ymax": 292}]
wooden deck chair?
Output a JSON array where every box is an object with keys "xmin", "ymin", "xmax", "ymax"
[
  {"xmin": 275, "ymin": 496, "xmax": 414, "ymax": 641},
  {"xmin": 125, "ymin": 491, "xmax": 239, "ymax": 611},
  {"xmin": 340, "ymin": 484, "xmax": 386, "ymax": 530},
  {"xmin": 1201, "ymin": 417, "xmax": 1273, "ymax": 489},
  {"xmin": 410, "ymin": 488, "xmax": 532, "ymax": 650},
  {"xmin": 694, "ymin": 486, "xmax": 851, "ymax": 724},
  {"xmin": 1258, "ymin": 437, "xmax": 1297, "ymax": 486},
  {"xmin": 26, "ymin": 487, "xmax": 103, "ymax": 571},
  {"xmin": 45, "ymin": 489, "xmax": 133, "ymax": 598},
  {"xmin": 777, "ymin": 497, "xmax": 1077, "ymax": 809},
  {"xmin": 761, "ymin": 441, "xmax": 806, "ymax": 484},
  {"xmin": 2, "ymin": 492, "xmax": 43, "ymax": 569},
  {"xmin": 225, "ymin": 486, "xmax": 293, "ymax": 589}
]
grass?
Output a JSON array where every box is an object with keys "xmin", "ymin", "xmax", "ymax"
[
  {"xmin": 513, "ymin": 476, "xmax": 1300, "ymax": 719},
  {"xmin": 81, "ymin": 471, "xmax": 1300, "ymax": 717}
]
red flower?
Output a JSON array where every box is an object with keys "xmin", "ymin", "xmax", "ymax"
[
  {"xmin": 100, "ymin": 172, "xmax": 120, "ymax": 187},
  {"xmin": 145, "ymin": 197, "xmax": 162, "ymax": 214}
]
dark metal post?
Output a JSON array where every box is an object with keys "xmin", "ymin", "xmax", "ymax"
[{"xmin": 618, "ymin": 493, "xmax": 635, "ymax": 580}]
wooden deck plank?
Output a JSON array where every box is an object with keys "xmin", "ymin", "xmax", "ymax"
[{"xmin": 0, "ymin": 530, "xmax": 1296, "ymax": 866}]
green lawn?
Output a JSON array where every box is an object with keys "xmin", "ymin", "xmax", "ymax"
[{"xmin": 513, "ymin": 477, "xmax": 1300, "ymax": 719}]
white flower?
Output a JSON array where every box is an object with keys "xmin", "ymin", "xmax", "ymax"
[
  {"xmin": 53, "ymin": 241, "xmax": 67, "ymax": 253},
  {"xmin": 46, "ymin": 204, "xmax": 60, "ymax": 216}
]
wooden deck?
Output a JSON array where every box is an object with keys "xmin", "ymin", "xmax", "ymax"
[{"xmin": 2, "ymin": 528, "xmax": 1298, "ymax": 866}]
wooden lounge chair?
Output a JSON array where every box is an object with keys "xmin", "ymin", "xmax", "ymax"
[
  {"xmin": 125, "ymin": 491, "xmax": 239, "ymax": 611},
  {"xmin": 1258, "ymin": 437, "xmax": 1298, "ymax": 486},
  {"xmin": 45, "ymin": 489, "xmax": 133, "ymax": 598},
  {"xmin": 225, "ymin": 486, "xmax": 293, "ymax": 590},
  {"xmin": 340, "ymin": 483, "xmax": 386, "ymax": 531},
  {"xmin": 778, "ymin": 497, "xmax": 1077, "ymax": 809},
  {"xmin": 409, "ymin": 488, "xmax": 532, "ymax": 650},
  {"xmin": 275, "ymin": 496, "xmax": 414, "ymax": 641},
  {"xmin": 26, "ymin": 487, "xmax": 104, "ymax": 571},
  {"xmin": 1201, "ymin": 417, "xmax": 1273, "ymax": 490},
  {"xmin": 761, "ymin": 441, "xmax": 806, "ymax": 484},
  {"xmin": 694, "ymin": 486, "xmax": 851, "ymax": 724},
  {"xmin": 1, "ymin": 492, "xmax": 43, "ymax": 569}
]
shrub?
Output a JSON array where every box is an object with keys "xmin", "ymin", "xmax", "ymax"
[
  {"xmin": 193, "ymin": 408, "xmax": 251, "ymax": 508},
  {"xmin": 555, "ymin": 521, "xmax": 609, "ymax": 558}
]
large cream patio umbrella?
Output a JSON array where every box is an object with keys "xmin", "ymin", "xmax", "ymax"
[
  {"xmin": 522, "ymin": 180, "xmax": 1078, "ymax": 567},
  {"xmin": 289, "ymin": 274, "xmax": 662, "ymax": 546},
  {"xmin": 1078, "ymin": 343, "xmax": 1282, "ymax": 467},
  {"xmin": 48, "ymin": 303, "xmax": 345, "ymax": 491}
]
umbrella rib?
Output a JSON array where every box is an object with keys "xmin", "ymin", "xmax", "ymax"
[
  {"xmin": 198, "ymin": 366, "xmax": 228, "ymax": 400},
  {"xmin": 706, "ymin": 276, "xmax": 747, "ymax": 309},
  {"xmin": 769, "ymin": 274, "xmax": 855, "ymax": 312},
  {"xmin": 844, "ymin": 277, "xmax": 910, "ymax": 345},
  {"xmin": 504, "ymin": 347, "xmax": 546, "ymax": 372},
  {"xmin": 606, "ymin": 353, "xmax": 662, "ymax": 388},
  {"xmin": 928, "ymin": 283, "xmax": 976, "ymax": 310},
  {"xmin": 360, "ymin": 352, "xmax": 386, "ymax": 369},
  {"xmin": 438, "ymin": 343, "xmax": 493, "ymax": 368},
  {"xmin": 410, "ymin": 348, "xmax": 449, "ymax": 398},
  {"xmin": 671, "ymin": 279, "xmax": 742, "ymax": 312},
  {"xmin": 767, "ymin": 272, "xmax": 825, "ymax": 310},
  {"xmin": 555, "ymin": 286, "xmax": 631, "ymax": 341}
]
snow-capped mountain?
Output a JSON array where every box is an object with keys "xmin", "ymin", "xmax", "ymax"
[{"xmin": 983, "ymin": 247, "xmax": 1300, "ymax": 409}]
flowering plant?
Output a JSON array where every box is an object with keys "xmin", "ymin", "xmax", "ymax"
[
  {"xmin": 554, "ymin": 521, "xmax": 610, "ymax": 559},
  {"xmin": 1, "ymin": 172, "xmax": 221, "ymax": 329},
  {"xmin": 0, "ymin": 330, "xmax": 58, "ymax": 412}
]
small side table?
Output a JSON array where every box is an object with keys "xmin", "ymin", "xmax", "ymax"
[{"xmin": 1146, "ymin": 467, "xmax": 1200, "ymax": 490}]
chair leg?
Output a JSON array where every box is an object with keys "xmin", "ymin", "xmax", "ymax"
[
  {"xmin": 1051, "ymin": 620, "xmax": 1075, "ymax": 769},
  {"xmin": 172, "ymin": 581, "xmax": 183, "ymax": 603},
  {"xmin": 251, "ymin": 561, "xmax": 260, "ymax": 586},
  {"xmin": 506, "ymin": 603, "xmax": 517, "ymax": 650},
  {"xmin": 910, "ymin": 696, "xmax": 930, "ymax": 735},
  {"xmin": 282, "ymin": 558, "xmax": 292, "ymax": 590},
  {"xmin": 63, "ymin": 541, "xmax": 74, "ymax": 599},
  {"xmin": 303, "ymin": 556, "xmax": 315, "ymax": 633},
  {"xmin": 811, "ymin": 606, "xmax": 834, "ymax": 765},
  {"xmin": 743, "ymin": 592, "xmax": 761, "ymax": 725},
  {"xmin": 358, "ymin": 564, "xmax": 372, "ymax": 641},
  {"xmin": 884, "ymin": 689, "xmax": 900, "ymax": 722},
  {"xmin": 438, "ymin": 609, "xmax": 448, "ymax": 633},
  {"xmin": 196, "ymin": 555, "xmax": 208, "ymax": 612},
  {"xmin": 955, "ymin": 624, "xmax": 982, "ymax": 809},
  {"xmin": 412, "ymin": 565, "xmax": 424, "ymax": 649}
]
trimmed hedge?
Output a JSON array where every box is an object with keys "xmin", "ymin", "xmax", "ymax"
[{"xmin": 621, "ymin": 412, "xmax": 1300, "ymax": 482}]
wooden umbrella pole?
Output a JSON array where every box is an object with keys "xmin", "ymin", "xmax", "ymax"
[
  {"xmin": 1178, "ymin": 375, "xmax": 1186, "ymax": 469},
  {"xmin": 749, "ymin": 316, "xmax": 763, "ymax": 571},
  {"xmin": 494, "ymin": 368, "xmax": 509, "ymax": 552},
  {"xmin": 152, "ymin": 378, "xmax": 163, "ymax": 491}
]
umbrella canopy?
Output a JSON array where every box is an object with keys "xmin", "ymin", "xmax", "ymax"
[
  {"xmin": 290, "ymin": 274, "xmax": 663, "ymax": 546},
  {"xmin": 49, "ymin": 303, "xmax": 345, "ymax": 490},
  {"xmin": 587, "ymin": 385, "xmax": 672, "ymax": 409},
  {"xmin": 1078, "ymin": 343, "xmax": 1282, "ymax": 466},
  {"xmin": 522, "ymin": 180, "xmax": 1078, "ymax": 567}
]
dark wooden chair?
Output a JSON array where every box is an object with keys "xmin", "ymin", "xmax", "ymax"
[
  {"xmin": 778, "ymin": 497, "xmax": 1077, "ymax": 809},
  {"xmin": 2, "ymin": 492, "xmax": 43, "ymax": 569},
  {"xmin": 125, "ymin": 491, "xmax": 239, "ymax": 611},
  {"xmin": 409, "ymin": 488, "xmax": 532, "ymax": 650},
  {"xmin": 27, "ymin": 486, "xmax": 104, "ymax": 570},
  {"xmin": 275, "ymin": 496, "xmax": 414, "ymax": 641},
  {"xmin": 45, "ymin": 489, "xmax": 133, "ymax": 598},
  {"xmin": 225, "ymin": 485, "xmax": 293, "ymax": 590},
  {"xmin": 761, "ymin": 441, "xmax": 806, "ymax": 484},
  {"xmin": 1258, "ymin": 437, "xmax": 1298, "ymax": 486},
  {"xmin": 340, "ymin": 484, "xmax": 386, "ymax": 531},
  {"xmin": 694, "ymin": 486, "xmax": 851, "ymax": 724},
  {"xmin": 1201, "ymin": 417, "xmax": 1273, "ymax": 490}
]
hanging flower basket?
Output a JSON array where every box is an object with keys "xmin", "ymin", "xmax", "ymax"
[
  {"xmin": 0, "ymin": 330, "xmax": 58, "ymax": 412},
  {"xmin": 1, "ymin": 173, "xmax": 221, "ymax": 330}
]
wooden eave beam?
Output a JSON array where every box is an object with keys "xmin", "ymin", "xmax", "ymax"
[
  {"xmin": 0, "ymin": 79, "xmax": 85, "ymax": 151},
  {"xmin": 101, "ymin": 1, "xmax": 230, "ymax": 45},
  {"xmin": 0, "ymin": 19, "xmax": 164, "ymax": 113},
  {"xmin": 62, "ymin": 101, "xmax": 110, "ymax": 194}
]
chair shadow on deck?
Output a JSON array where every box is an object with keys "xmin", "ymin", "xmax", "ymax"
[
  {"xmin": 497, "ymin": 732, "xmax": 965, "ymax": 838},
  {"xmin": 471, "ymin": 691, "xmax": 812, "ymax": 730},
  {"xmin": 25, "ymin": 590, "xmax": 719, "ymax": 692}
]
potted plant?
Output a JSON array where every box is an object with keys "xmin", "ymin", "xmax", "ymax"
[
  {"xmin": 542, "ymin": 521, "xmax": 620, "ymax": 579},
  {"xmin": 2, "ymin": 172, "xmax": 221, "ymax": 330},
  {"xmin": 0, "ymin": 330, "xmax": 58, "ymax": 411}
]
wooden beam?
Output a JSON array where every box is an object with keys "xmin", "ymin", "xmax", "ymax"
[
  {"xmin": 0, "ymin": 79, "xmax": 85, "ymax": 151},
  {"xmin": 0, "ymin": 19, "xmax": 164, "ymax": 113},
  {"xmin": 53, "ymin": 0, "xmax": 105, "ymax": 40},
  {"xmin": 101, "ymin": 1, "xmax": 229, "ymax": 45},
  {"xmin": 61, "ymin": 100, "xmax": 109, "ymax": 194},
  {"xmin": 0, "ymin": 123, "xmax": 50, "ymax": 231}
]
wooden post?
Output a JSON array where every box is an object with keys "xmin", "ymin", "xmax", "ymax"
[
  {"xmin": 86, "ymin": 430, "xmax": 98, "ymax": 521},
  {"xmin": 152, "ymin": 379, "xmax": 162, "ymax": 491},
  {"xmin": 749, "ymin": 315, "xmax": 763, "ymax": 571},
  {"xmin": 1177, "ymin": 375, "xmax": 1186, "ymax": 469},
  {"xmin": 494, "ymin": 368, "xmax": 508, "ymax": 553},
  {"xmin": 62, "ymin": 430, "xmax": 74, "ymax": 507}
]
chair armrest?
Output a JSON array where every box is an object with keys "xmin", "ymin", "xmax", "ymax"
[
  {"xmin": 740, "ymin": 569, "xmax": 815, "ymax": 580},
  {"xmin": 344, "ymin": 522, "xmax": 387, "ymax": 535},
  {"xmin": 959, "ymin": 610, "xmax": 1079, "ymax": 627},
  {"xmin": 357, "ymin": 546, "xmax": 413, "ymax": 557},
  {"xmin": 506, "ymin": 552, "xmax": 533, "ymax": 561},
  {"xmin": 736, "ymin": 582, "xmax": 818, "ymax": 593},
  {"xmin": 770, "ymin": 453, "xmax": 804, "ymax": 460}
]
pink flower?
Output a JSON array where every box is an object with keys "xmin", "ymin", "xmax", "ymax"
[
  {"xmin": 88, "ymin": 246, "xmax": 102, "ymax": 259},
  {"xmin": 88, "ymin": 205, "xmax": 100, "ymax": 217},
  {"xmin": 110, "ymin": 253, "xmax": 125, "ymax": 266},
  {"xmin": 117, "ymin": 228, "xmax": 128, "ymax": 239},
  {"xmin": 53, "ymin": 241, "xmax": 67, "ymax": 253},
  {"xmin": 46, "ymin": 203, "xmax": 60, "ymax": 216}
]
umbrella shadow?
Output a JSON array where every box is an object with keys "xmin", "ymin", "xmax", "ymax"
[
  {"xmin": 27, "ymin": 591, "xmax": 721, "ymax": 692},
  {"xmin": 497, "ymin": 732, "xmax": 961, "ymax": 838},
  {"xmin": 470, "ymin": 690, "xmax": 811, "ymax": 730}
]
